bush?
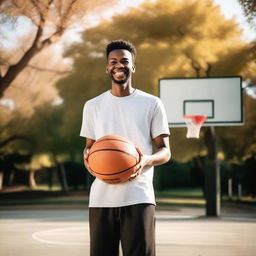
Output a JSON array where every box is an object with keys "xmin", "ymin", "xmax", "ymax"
[
  {"xmin": 154, "ymin": 161, "xmax": 192, "ymax": 190},
  {"xmin": 64, "ymin": 161, "xmax": 88, "ymax": 190}
]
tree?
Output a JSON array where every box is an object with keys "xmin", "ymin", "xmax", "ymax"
[
  {"xmin": 58, "ymin": 0, "xmax": 256, "ymax": 162},
  {"xmin": 0, "ymin": 0, "xmax": 119, "ymax": 189},
  {"xmin": 238, "ymin": 0, "xmax": 256, "ymax": 69},
  {"xmin": 239, "ymin": 0, "xmax": 256, "ymax": 29},
  {"xmin": 0, "ymin": 0, "xmax": 117, "ymax": 97},
  {"xmin": 2, "ymin": 0, "xmax": 256, "ymax": 189},
  {"xmin": 217, "ymin": 93, "xmax": 256, "ymax": 160},
  {"xmin": 0, "ymin": 0, "xmax": 119, "ymax": 160}
]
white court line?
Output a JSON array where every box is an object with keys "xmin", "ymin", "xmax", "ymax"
[
  {"xmin": 155, "ymin": 214, "xmax": 197, "ymax": 219},
  {"xmin": 32, "ymin": 226, "xmax": 256, "ymax": 247},
  {"xmin": 32, "ymin": 227, "xmax": 89, "ymax": 246}
]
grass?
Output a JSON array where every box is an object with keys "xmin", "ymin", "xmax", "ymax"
[
  {"xmin": 221, "ymin": 195, "xmax": 256, "ymax": 208},
  {"xmin": 30, "ymin": 184, "xmax": 63, "ymax": 191},
  {"xmin": 0, "ymin": 186, "xmax": 255, "ymax": 209},
  {"xmin": 0, "ymin": 187, "xmax": 205, "ymax": 208},
  {"xmin": 155, "ymin": 187, "xmax": 204, "ymax": 198},
  {"xmin": 0, "ymin": 184, "xmax": 87, "ymax": 207},
  {"xmin": 155, "ymin": 187, "xmax": 205, "ymax": 208},
  {"xmin": 0, "ymin": 198, "xmax": 88, "ymax": 206}
]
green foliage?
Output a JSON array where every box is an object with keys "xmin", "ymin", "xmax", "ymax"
[
  {"xmin": 220, "ymin": 157, "xmax": 256, "ymax": 197},
  {"xmin": 56, "ymin": 0, "xmax": 255, "ymax": 163},
  {"xmin": 154, "ymin": 158, "xmax": 256, "ymax": 197},
  {"xmin": 0, "ymin": 152, "xmax": 31, "ymax": 186},
  {"xmin": 1, "ymin": 0, "xmax": 256, "ymax": 170},
  {"xmin": 64, "ymin": 161, "xmax": 87, "ymax": 190},
  {"xmin": 243, "ymin": 155, "xmax": 256, "ymax": 196},
  {"xmin": 217, "ymin": 94, "xmax": 256, "ymax": 160},
  {"xmin": 154, "ymin": 161, "xmax": 192, "ymax": 190},
  {"xmin": 55, "ymin": 55, "xmax": 110, "ymax": 152},
  {"xmin": 21, "ymin": 104, "xmax": 66, "ymax": 155}
]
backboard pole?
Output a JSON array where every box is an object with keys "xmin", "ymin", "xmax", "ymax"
[{"xmin": 204, "ymin": 126, "xmax": 221, "ymax": 216}]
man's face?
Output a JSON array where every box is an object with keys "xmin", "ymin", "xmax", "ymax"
[{"xmin": 106, "ymin": 49, "xmax": 135, "ymax": 84}]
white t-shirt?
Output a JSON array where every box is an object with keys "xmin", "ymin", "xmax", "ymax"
[{"xmin": 80, "ymin": 89, "xmax": 170, "ymax": 207}]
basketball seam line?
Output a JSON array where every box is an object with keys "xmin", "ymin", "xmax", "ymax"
[
  {"xmin": 90, "ymin": 162, "xmax": 139, "ymax": 176},
  {"xmin": 94, "ymin": 138, "xmax": 133, "ymax": 147},
  {"xmin": 88, "ymin": 148, "xmax": 138, "ymax": 160}
]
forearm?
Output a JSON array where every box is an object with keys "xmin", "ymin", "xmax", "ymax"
[{"xmin": 145, "ymin": 146, "xmax": 171, "ymax": 166}]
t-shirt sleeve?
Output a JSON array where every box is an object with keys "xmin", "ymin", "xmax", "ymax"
[
  {"xmin": 151, "ymin": 98, "xmax": 170, "ymax": 139},
  {"xmin": 80, "ymin": 102, "xmax": 95, "ymax": 139}
]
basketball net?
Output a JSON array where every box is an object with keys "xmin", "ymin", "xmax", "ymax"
[{"xmin": 183, "ymin": 115, "xmax": 207, "ymax": 138}]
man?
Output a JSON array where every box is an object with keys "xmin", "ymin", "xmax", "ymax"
[{"xmin": 80, "ymin": 39, "xmax": 170, "ymax": 256}]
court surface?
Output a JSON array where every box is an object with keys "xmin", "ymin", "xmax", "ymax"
[{"xmin": 0, "ymin": 205, "xmax": 255, "ymax": 256}]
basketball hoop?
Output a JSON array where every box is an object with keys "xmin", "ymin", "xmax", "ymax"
[{"xmin": 183, "ymin": 115, "xmax": 207, "ymax": 138}]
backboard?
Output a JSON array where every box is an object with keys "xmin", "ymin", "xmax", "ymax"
[{"xmin": 159, "ymin": 77, "xmax": 243, "ymax": 127}]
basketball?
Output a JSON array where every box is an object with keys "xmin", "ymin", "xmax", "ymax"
[{"xmin": 88, "ymin": 135, "xmax": 140, "ymax": 184}]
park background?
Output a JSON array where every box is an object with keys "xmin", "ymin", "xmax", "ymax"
[{"xmin": 0, "ymin": 0, "xmax": 256, "ymax": 208}]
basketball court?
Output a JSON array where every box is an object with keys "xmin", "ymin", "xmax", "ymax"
[{"xmin": 0, "ymin": 206, "xmax": 255, "ymax": 256}]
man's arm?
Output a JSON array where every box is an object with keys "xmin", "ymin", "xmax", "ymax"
[{"xmin": 138, "ymin": 134, "xmax": 171, "ymax": 171}]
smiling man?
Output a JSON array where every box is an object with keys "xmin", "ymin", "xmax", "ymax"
[{"xmin": 80, "ymin": 39, "xmax": 171, "ymax": 256}]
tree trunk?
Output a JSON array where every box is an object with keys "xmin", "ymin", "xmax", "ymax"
[
  {"xmin": 52, "ymin": 155, "xmax": 69, "ymax": 193},
  {"xmin": 58, "ymin": 163, "xmax": 69, "ymax": 193},
  {"xmin": 0, "ymin": 25, "xmax": 44, "ymax": 97},
  {"xmin": 0, "ymin": 172, "xmax": 3, "ymax": 190},
  {"xmin": 0, "ymin": 135, "xmax": 34, "ymax": 148},
  {"xmin": 29, "ymin": 170, "xmax": 37, "ymax": 189}
]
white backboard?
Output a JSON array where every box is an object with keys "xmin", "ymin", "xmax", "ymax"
[{"xmin": 159, "ymin": 77, "xmax": 243, "ymax": 127}]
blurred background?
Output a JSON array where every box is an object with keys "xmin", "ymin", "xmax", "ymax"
[{"xmin": 0, "ymin": 0, "xmax": 255, "ymax": 208}]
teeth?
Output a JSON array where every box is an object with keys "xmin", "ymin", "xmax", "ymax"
[{"xmin": 115, "ymin": 72, "xmax": 124, "ymax": 75}]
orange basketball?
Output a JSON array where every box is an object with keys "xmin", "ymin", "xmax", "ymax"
[{"xmin": 88, "ymin": 135, "xmax": 140, "ymax": 184}]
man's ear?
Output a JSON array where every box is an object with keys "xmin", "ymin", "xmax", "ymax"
[
  {"xmin": 106, "ymin": 69, "xmax": 108, "ymax": 74},
  {"xmin": 132, "ymin": 65, "xmax": 136, "ymax": 73}
]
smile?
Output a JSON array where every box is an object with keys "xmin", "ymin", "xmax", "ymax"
[{"xmin": 114, "ymin": 72, "xmax": 125, "ymax": 75}]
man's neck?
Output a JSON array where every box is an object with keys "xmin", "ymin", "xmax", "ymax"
[{"xmin": 111, "ymin": 83, "xmax": 135, "ymax": 97}]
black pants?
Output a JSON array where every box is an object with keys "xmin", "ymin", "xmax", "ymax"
[{"xmin": 89, "ymin": 204, "xmax": 155, "ymax": 256}]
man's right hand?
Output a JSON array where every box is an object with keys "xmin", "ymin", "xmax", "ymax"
[{"xmin": 83, "ymin": 147, "xmax": 95, "ymax": 176}]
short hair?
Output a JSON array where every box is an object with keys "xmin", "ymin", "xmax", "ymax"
[{"xmin": 106, "ymin": 40, "xmax": 137, "ymax": 61}]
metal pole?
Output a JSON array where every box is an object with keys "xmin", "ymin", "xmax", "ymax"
[
  {"xmin": 238, "ymin": 184, "xmax": 242, "ymax": 200},
  {"xmin": 228, "ymin": 178, "xmax": 233, "ymax": 199},
  {"xmin": 204, "ymin": 126, "xmax": 221, "ymax": 217}
]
